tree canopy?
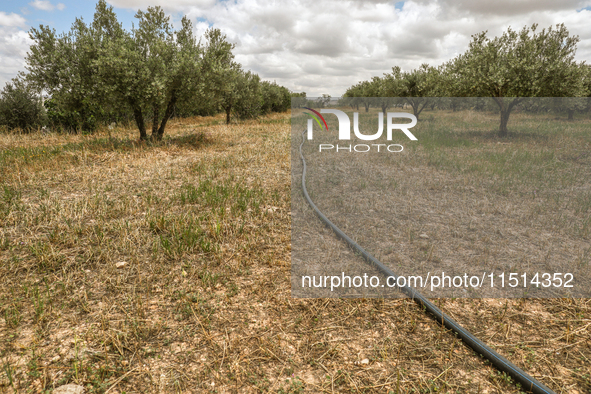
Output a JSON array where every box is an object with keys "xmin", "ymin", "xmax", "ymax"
[
  {"xmin": 0, "ymin": 77, "xmax": 46, "ymax": 132},
  {"xmin": 443, "ymin": 23, "xmax": 587, "ymax": 136},
  {"xmin": 26, "ymin": 1, "xmax": 220, "ymax": 139},
  {"xmin": 343, "ymin": 23, "xmax": 589, "ymax": 137},
  {"xmin": 23, "ymin": 0, "xmax": 291, "ymax": 137}
]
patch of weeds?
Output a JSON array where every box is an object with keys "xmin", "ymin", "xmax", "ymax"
[
  {"xmin": 3, "ymin": 303, "xmax": 21, "ymax": 328},
  {"xmin": 172, "ymin": 290, "xmax": 202, "ymax": 320},
  {"xmin": 492, "ymin": 370, "xmax": 516, "ymax": 387},
  {"xmin": 258, "ymin": 117, "xmax": 290, "ymax": 125},
  {"xmin": 23, "ymin": 281, "xmax": 52, "ymax": 324},
  {"xmin": 0, "ymin": 185, "xmax": 21, "ymax": 219},
  {"xmin": 179, "ymin": 180, "xmax": 231, "ymax": 207},
  {"xmin": 0, "ymin": 146, "xmax": 59, "ymax": 166},
  {"xmin": 198, "ymin": 268, "xmax": 221, "ymax": 288},
  {"xmin": 149, "ymin": 215, "xmax": 218, "ymax": 257},
  {"xmin": 178, "ymin": 179, "xmax": 264, "ymax": 214},
  {"xmin": 0, "ymin": 234, "xmax": 9, "ymax": 250},
  {"xmin": 278, "ymin": 376, "xmax": 305, "ymax": 394},
  {"xmin": 28, "ymin": 241, "xmax": 66, "ymax": 272},
  {"xmin": 226, "ymin": 282, "xmax": 239, "ymax": 298},
  {"xmin": 247, "ymin": 371, "xmax": 271, "ymax": 392},
  {"xmin": 26, "ymin": 350, "xmax": 41, "ymax": 380},
  {"xmin": 61, "ymin": 137, "xmax": 137, "ymax": 154},
  {"xmin": 419, "ymin": 130, "xmax": 474, "ymax": 150},
  {"xmin": 3, "ymin": 361, "xmax": 16, "ymax": 392},
  {"xmin": 232, "ymin": 185, "xmax": 263, "ymax": 214}
]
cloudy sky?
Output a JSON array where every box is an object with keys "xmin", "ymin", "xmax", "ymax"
[{"xmin": 1, "ymin": 0, "xmax": 591, "ymax": 96}]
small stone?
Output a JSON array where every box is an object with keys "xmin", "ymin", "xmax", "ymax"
[
  {"xmin": 115, "ymin": 261, "xmax": 127, "ymax": 268},
  {"xmin": 53, "ymin": 384, "xmax": 85, "ymax": 394},
  {"xmin": 360, "ymin": 358, "xmax": 369, "ymax": 365},
  {"xmin": 419, "ymin": 233, "xmax": 429, "ymax": 239},
  {"xmin": 171, "ymin": 342, "xmax": 187, "ymax": 354}
]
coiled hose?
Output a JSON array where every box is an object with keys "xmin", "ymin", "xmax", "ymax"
[{"xmin": 297, "ymin": 130, "xmax": 555, "ymax": 394}]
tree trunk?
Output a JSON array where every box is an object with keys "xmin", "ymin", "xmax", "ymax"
[
  {"xmin": 415, "ymin": 100, "xmax": 428, "ymax": 120},
  {"xmin": 156, "ymin": 93, "xmax": 177, "ymax": 141},
  {"xmin": 151, "ymin": 104, "xmax": 160, "ymax": 140},
  {"xmin": 226, "ymin": 105, "xmax": 231, "ymax": 124},
  {"xmin": 133, "ymin": 107, "xmax": 147, "ymax": 141},
  {"xmin": 499, "ymin": 108, "xmax": 510, "ymax": 137},
  {"xmin": 493, "ymin": 97, "xmax": 521, "ymax": 138},
  {"xmin": 382, "ymin": 104, "xmax": 388, "ymax": 116},
  {"xmin": 364, "ymin": 102, "xmax": 369, "ymax": 112},
  {"xmin": 410, "ymin": 101, "xmax": 421, "ymax": 121},
  {"xmin": 568, "ymin": 109, "xmax": 574, "ymax": 121}
]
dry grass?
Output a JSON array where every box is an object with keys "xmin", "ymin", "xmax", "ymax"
[
  {"xmin": 0, "ymin": 110, "xmax": 589, "ymax": 393},
  {"xmin": 292, "ymin": 108, "xmax": 591, "ymax": 298}
]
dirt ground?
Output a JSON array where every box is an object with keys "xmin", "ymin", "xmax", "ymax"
[{"xmin": 0, "ymin": 110, "xmax": 589, "ymax": 393}]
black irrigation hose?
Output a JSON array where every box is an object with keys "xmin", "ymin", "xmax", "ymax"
[{"xmin": 297, "ymin": 131, "xmax": 556, "ymax": 394}]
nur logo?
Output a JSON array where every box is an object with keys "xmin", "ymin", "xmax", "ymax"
[{"xmin": 303, "ymin": 108, "xmax": 418, "ymax": 141}]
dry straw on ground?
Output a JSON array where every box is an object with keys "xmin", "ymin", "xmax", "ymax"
[{"xmin": 0, "ymin": 110, "xmax": 589, "ymax": 393}]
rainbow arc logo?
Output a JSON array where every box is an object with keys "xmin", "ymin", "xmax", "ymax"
[{"xmin": 303, "ymin": 107, "xmax": 328, "ymax": 131}]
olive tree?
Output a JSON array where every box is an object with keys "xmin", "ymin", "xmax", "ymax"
[
  {"xmin": 219, "ymin": 70, "xmax": 262, "ymax": 124},
  {"xmin": 260, "ymin": 81, "xmax": 290, "ymax": 113},
  {"xmin": 443, "ymin": 23, "xmax": 587, "ymax": 137},
  {"xmin": 399, "ymin": 64, "xmax": 439, "ymax": 120},
  {"xmin": 342, "ymin": 84, "xmax": 363, "ymax": 110},
  {"xmin": 26, "ymin": 1, "xmax": 235, "ymax": 140},
  {"xmin": 26, "ymin": 1, "xmax": 114, "ymax": 132},
  {"xmin": 0, "ymin": 77, "xmax": 46, "ymax": 132},
  {"xmin": 290, "ymin": 92, "xmax": 307, "ymax": 109}
]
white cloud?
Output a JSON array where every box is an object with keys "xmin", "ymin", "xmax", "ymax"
[
  {"xmin": 108, "ymin": 0, "xmax": 215, "ymax": 12},
  {"xmin": 29, "ymin": 0, "xmax": 66, "ymax": 12},
  {"xmin": 0, "ymin": 27, "xmax": 32, "ymax": 86},
  {"xmin": 1, "ymin": 0, "xmax": 590, "ymax": 95},
  {"xmin": 0, "ymin": 12, "xmax": 27, "ymax": 27},
  {"xmin": 100, "ymin": 0, "xmax": 591, "ymax": 96}
]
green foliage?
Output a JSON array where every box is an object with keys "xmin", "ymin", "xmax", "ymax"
[
  {"xmin": 93, "ymin": 4, "xmax": 207, "ymax": 140},
  {"xmin": 26, "ymin": 1, "xmax": 220, "ymax": 140},
  {"xmin": 344, "ymin": 65, "xmax": 439, "ymax": 118},
  {"xmin": 260, "ymin": 81, "xmax": 290, "ymax": 114},
  {"xmin": 444, "ymin": 23, "xmax": 585, "ymax": 98},
  {"xmin": 201, "ymin": 28, "xmax": 242, "ymax": 124},
  {"xmin": 442, "ymin": 23, "xmax": 587, "ymax": 136},
  {"xmin": 290, "ymin": 91, "xmax": 307, "ymax": 108},
  {"xmin": 344, "ymin": 23, "xmax": 589, "ymax": 137},
  {"xmin": 232, "ymin": 71, "xmax": 263, "ymax": 121},
  {"xmin": 0, "ymin": 78, "xmax": 46, "ymax": 132},
  {"xmin": 43, "ymin": 97, "xmax": 102, "ymax": 133},
  {"xmin": 25, "ymin": 1, "xmax": 292, "ymax": 133},
  {"xmin": 341, "ymin": 84, "xmax": 364, "ymax": 110}
]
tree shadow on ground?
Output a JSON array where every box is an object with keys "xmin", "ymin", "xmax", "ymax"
[
  {"xmin": 54, "ymin": 130, "xmax": 211, "ymax": 154},
  {"xmin": 460, "ymin": 129, "xmax": 551, "ymax": 143}
]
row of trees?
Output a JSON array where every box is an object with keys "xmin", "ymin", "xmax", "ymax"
[
  {"xmin": 343, "ymin": 24, "xmax": 591, "ymax": 136},
  {"xmin": 0, "ymin": 79, "xmax": 46, "ymax": 132},
  {"xmin": 0, "ymin": 1, "xmax": 292, "ymax": 139}
]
